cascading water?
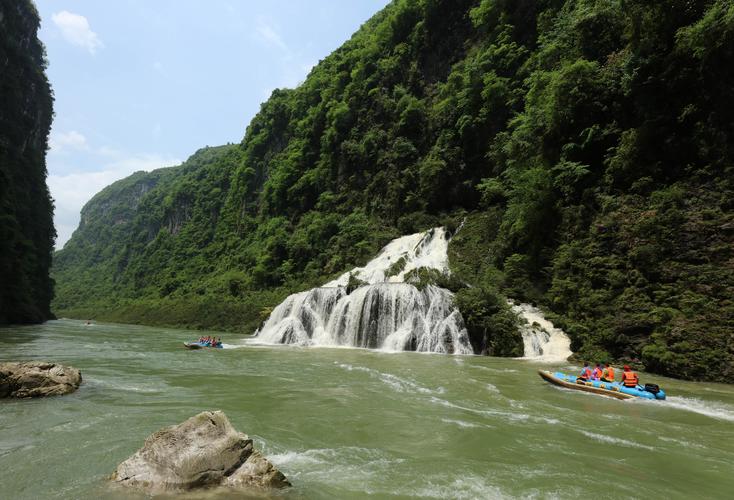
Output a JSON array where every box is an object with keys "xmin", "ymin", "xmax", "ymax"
[
  {"xmin": 511, "ymin": 303, "xmax": 572, "ymax": 362},
  {"xmin": 256, "ymin": 228, "xmax": 473, "ymax": 354},
  {"xmin": 255, "ymin": 227, "xmax": 572, "ymax": 359}
]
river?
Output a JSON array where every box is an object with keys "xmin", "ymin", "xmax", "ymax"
[{"xmin": 1, "ymin": 319, "xmax": 733, "ymax": 499}]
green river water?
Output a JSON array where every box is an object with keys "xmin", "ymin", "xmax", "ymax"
[{"xmin": 1, "ymin": 319, "xmax": 733, "ymax": 499}]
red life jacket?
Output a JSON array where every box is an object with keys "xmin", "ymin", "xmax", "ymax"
[
  {"xmin": 580, "ymin": 367, "xmax": 592, "ymax": 379},
  {"xmin": 622, "ymin": 371, "xmax": 638, "ymax": 387}
]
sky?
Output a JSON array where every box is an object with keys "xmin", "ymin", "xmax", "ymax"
[{"xmin": 35, "ymin": 0, "xmax": 391, "ymax": 248}]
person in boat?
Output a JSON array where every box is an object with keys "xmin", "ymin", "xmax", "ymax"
[
  {"xmin": 601, "ymin": 362, "xmax": 615, "ymax": 382},
  {"xmin": 622, "ymin": 365, "xmax": 639, "ymax": 388},
  {"xmin": 591, "ymin": 363, "xmax": 603, "ymax": 381},
  {"xmin": 577, "ymin": 362, "xmax": 592, "ymax": 382}
]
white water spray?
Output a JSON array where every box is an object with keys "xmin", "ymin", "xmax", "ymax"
[
  {"xmin": 511, "ymin": 303, "xmax": 572, "ymax": 362},
  {"xmin": 256, "ymin": 228, "xmax": 473, "ymax": 354},
  {"xmin": 256, "ymin": 227, "xmax": 573, "ymax": 359},
  {"xmin": 323, "ymin": 228, "xmax": 453, "ymax": 287}
]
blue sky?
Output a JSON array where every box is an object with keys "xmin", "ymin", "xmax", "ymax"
[{"xmin": 36, "ymin": 0, "xmax": 390, "ymax": 248}]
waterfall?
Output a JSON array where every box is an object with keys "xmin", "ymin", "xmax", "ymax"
[
  {"xmin": 256, "ymin": 228, "xmax": 473, "ymax": 354},
  {"xmin": 323, "ymin": 227, "xmax": 452, "ymax": 287},
  {"xmin": 257, "ymin": 284, "xmax": 472, "ymax": 354},
  {"xmin": 255, "ymin": 226, "xmax": 574, "ymax": 359},
  {"xmin": 511, "ymin": 303, "xmax": 572, "ymax": 362}
]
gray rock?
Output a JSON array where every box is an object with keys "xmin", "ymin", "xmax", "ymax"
[
  {"xmin": 0, "ymin": 361, "xmax": 82, "ymax": 398},
  {"xmin": 111, "ymin": 411, "xmax": 290, "ymax": 494}
]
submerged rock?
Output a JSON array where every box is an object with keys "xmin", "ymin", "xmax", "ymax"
[
  {"xmin": 0, "ymin": 361, "xmax": 82, "ymax": 398},
  {"xmin": 111, "ymin": 411, "xmax": 289, "ymax": 494}
]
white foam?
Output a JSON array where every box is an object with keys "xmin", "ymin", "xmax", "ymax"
[
  {"xmin": 471, "ymin": 365, "xmax": 518, "ymax": 373},
  {"xmin": 220, "ymin": 343, "xmax": 241, "ymax": 349},
  {"xmin": 658, "ymin": 436, "xmax": 706, "ymax": 449},
  {"xmin": 663, "ymin": 396, "xmax": 734, "ymax": 423},
  {"xmin": 484, "ymin": 383, "xmax": 500, "ymax": 394},
  {"xmin": 335, "ymin": 362, "xmax": 443, "ymax": 394},
  {"xmin": 578, "ymin": 430, "xmax": 654, "ymax": 450},
  {"xmin": 265, "ymin": 446, "xmax": 404, "ymax": 485},
  {"xmin": 267, "ymin": 449, "xmax": 325, "ymax": 467},
  {"xmin": 409, "ymin": 475, "xmax": 509, "ymax": 500},
  {"xmin": 440, "ymin": 418, "xmax": 484, "ymax": 429},
  {"xmin": 429, "ymin": 396, "xmax": 531, "ymax": 422},
  {"xmin": 85, "ymin": 378, "xmax": 166, "ymax": 394}
]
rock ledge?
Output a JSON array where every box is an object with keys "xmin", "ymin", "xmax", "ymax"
[
  {"xmin": 111, "ymin": 411, "xmax": 289, "ymax": 494},
  {"xmin": 0, "ymin": 361, "xmax": 82, "ymax": 398}
]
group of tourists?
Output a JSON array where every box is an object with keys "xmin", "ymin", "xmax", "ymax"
[
  {"xmin": 198, "ymin": 335, "xmax": 222, "ymax": 347},
  {"xmin": 577, "ymin": 362, "xmax": 639, "ymax": 387}
]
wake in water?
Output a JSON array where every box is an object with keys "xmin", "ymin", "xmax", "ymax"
[{"xmin": 650, "ymin": 396, "xmax": 734, "ymax": 423}]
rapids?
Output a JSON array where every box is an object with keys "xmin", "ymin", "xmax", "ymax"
[{"xmin": 1, "ymin": 320, "xmax": 733, "ymax": 499}]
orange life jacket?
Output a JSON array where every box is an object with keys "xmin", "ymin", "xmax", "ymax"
[
  {"xmin": 592, "ymin": 367, "xmax": 603, "ymax": 380},
  {"xmin": 580, "ymin": 367, "xmax": 592, "ymax": 379},
  {"xmin": 603, "ymin": 366, "xmax": 615, "ymax": 380},
  {"xmin": 622, "ymin": 371, "xmax": 638, "ymax": 387}
]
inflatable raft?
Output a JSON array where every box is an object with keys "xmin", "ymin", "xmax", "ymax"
[
  {"xmin": 184, "ymin": 342, "xmax": 223, "ymax": 349},
  {"xmin": 539, "ymin": 370, "xmax": 666, "ymax": 400}
]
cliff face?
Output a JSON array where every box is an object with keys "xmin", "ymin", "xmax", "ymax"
[
  {"xmin": 52, "ymin": 146, "xmax": 243, "ymax": 312},
  {"xmin": 0, "ymin": 1, "xmax": 55, "ymax": 324},
  {"xmin": 53, "ymin": 0, "xmax": 734, "ymax": 381}
]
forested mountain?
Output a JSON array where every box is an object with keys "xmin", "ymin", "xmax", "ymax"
[
  {"xmin": 53, "ymin": 0, "xmax": 734, "ymax": 382},
  {"xmin": 0, "ymin": 1, "xmax": 55, "ymax": 324}
]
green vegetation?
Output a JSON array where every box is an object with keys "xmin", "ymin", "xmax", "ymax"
[
  {"xmin": 53, "ymin": 0, "xmax": 734, "ymax": 382},
  {"xmin": 0, "ymin": 1, "xmax": 55, "ymax": 324}
]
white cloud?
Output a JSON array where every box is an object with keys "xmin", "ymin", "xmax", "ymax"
[
  {"xmin": 255, "ymin": 18, "xmax": 289, "ymax": 54},
  {"xmin": 49, "ymin": 153, "xmax": 180, "ymax": 249},
  {"xmin": 49, "ymin": 130, "xmax": 88, "ymax": 153},
  {"xmin": 253, "ymin": 19, "xmax": 318, "ymax": 91},
  {"xmin": 52, "ymin": 11, "xmax": 104, "ymax": 54},
  {"xmin": 152, "ymin": 61, "xmax": 168, "ymax": 77},
  {"xmin": 96, "ymin": 145, "xmax": 122, "ymax": 157}
]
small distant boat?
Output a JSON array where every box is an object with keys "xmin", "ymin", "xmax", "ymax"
[
  {"xmin": 183, "ymin": 341, "xmax": 223, "ymax": 349},
  {"xmin": 538, "ymin": 370, "xmax": 666, "ymax": 400}
]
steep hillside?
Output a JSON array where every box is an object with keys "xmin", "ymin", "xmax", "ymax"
[
  {"xmin": 0, "ymin": 0, "xmax": 55, "ymax": 324},
  {"xmin": 54, "ymin": 0, "xmax": 734, "ymax": 381}
]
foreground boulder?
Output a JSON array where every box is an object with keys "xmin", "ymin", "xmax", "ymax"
[
  {"xmin": 0, "ymin": 361, "xmax": 82, "ymax": 398},
  {"xmin": 111, "ymin": 411, "xmax": 290, "ymax": 494}
]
